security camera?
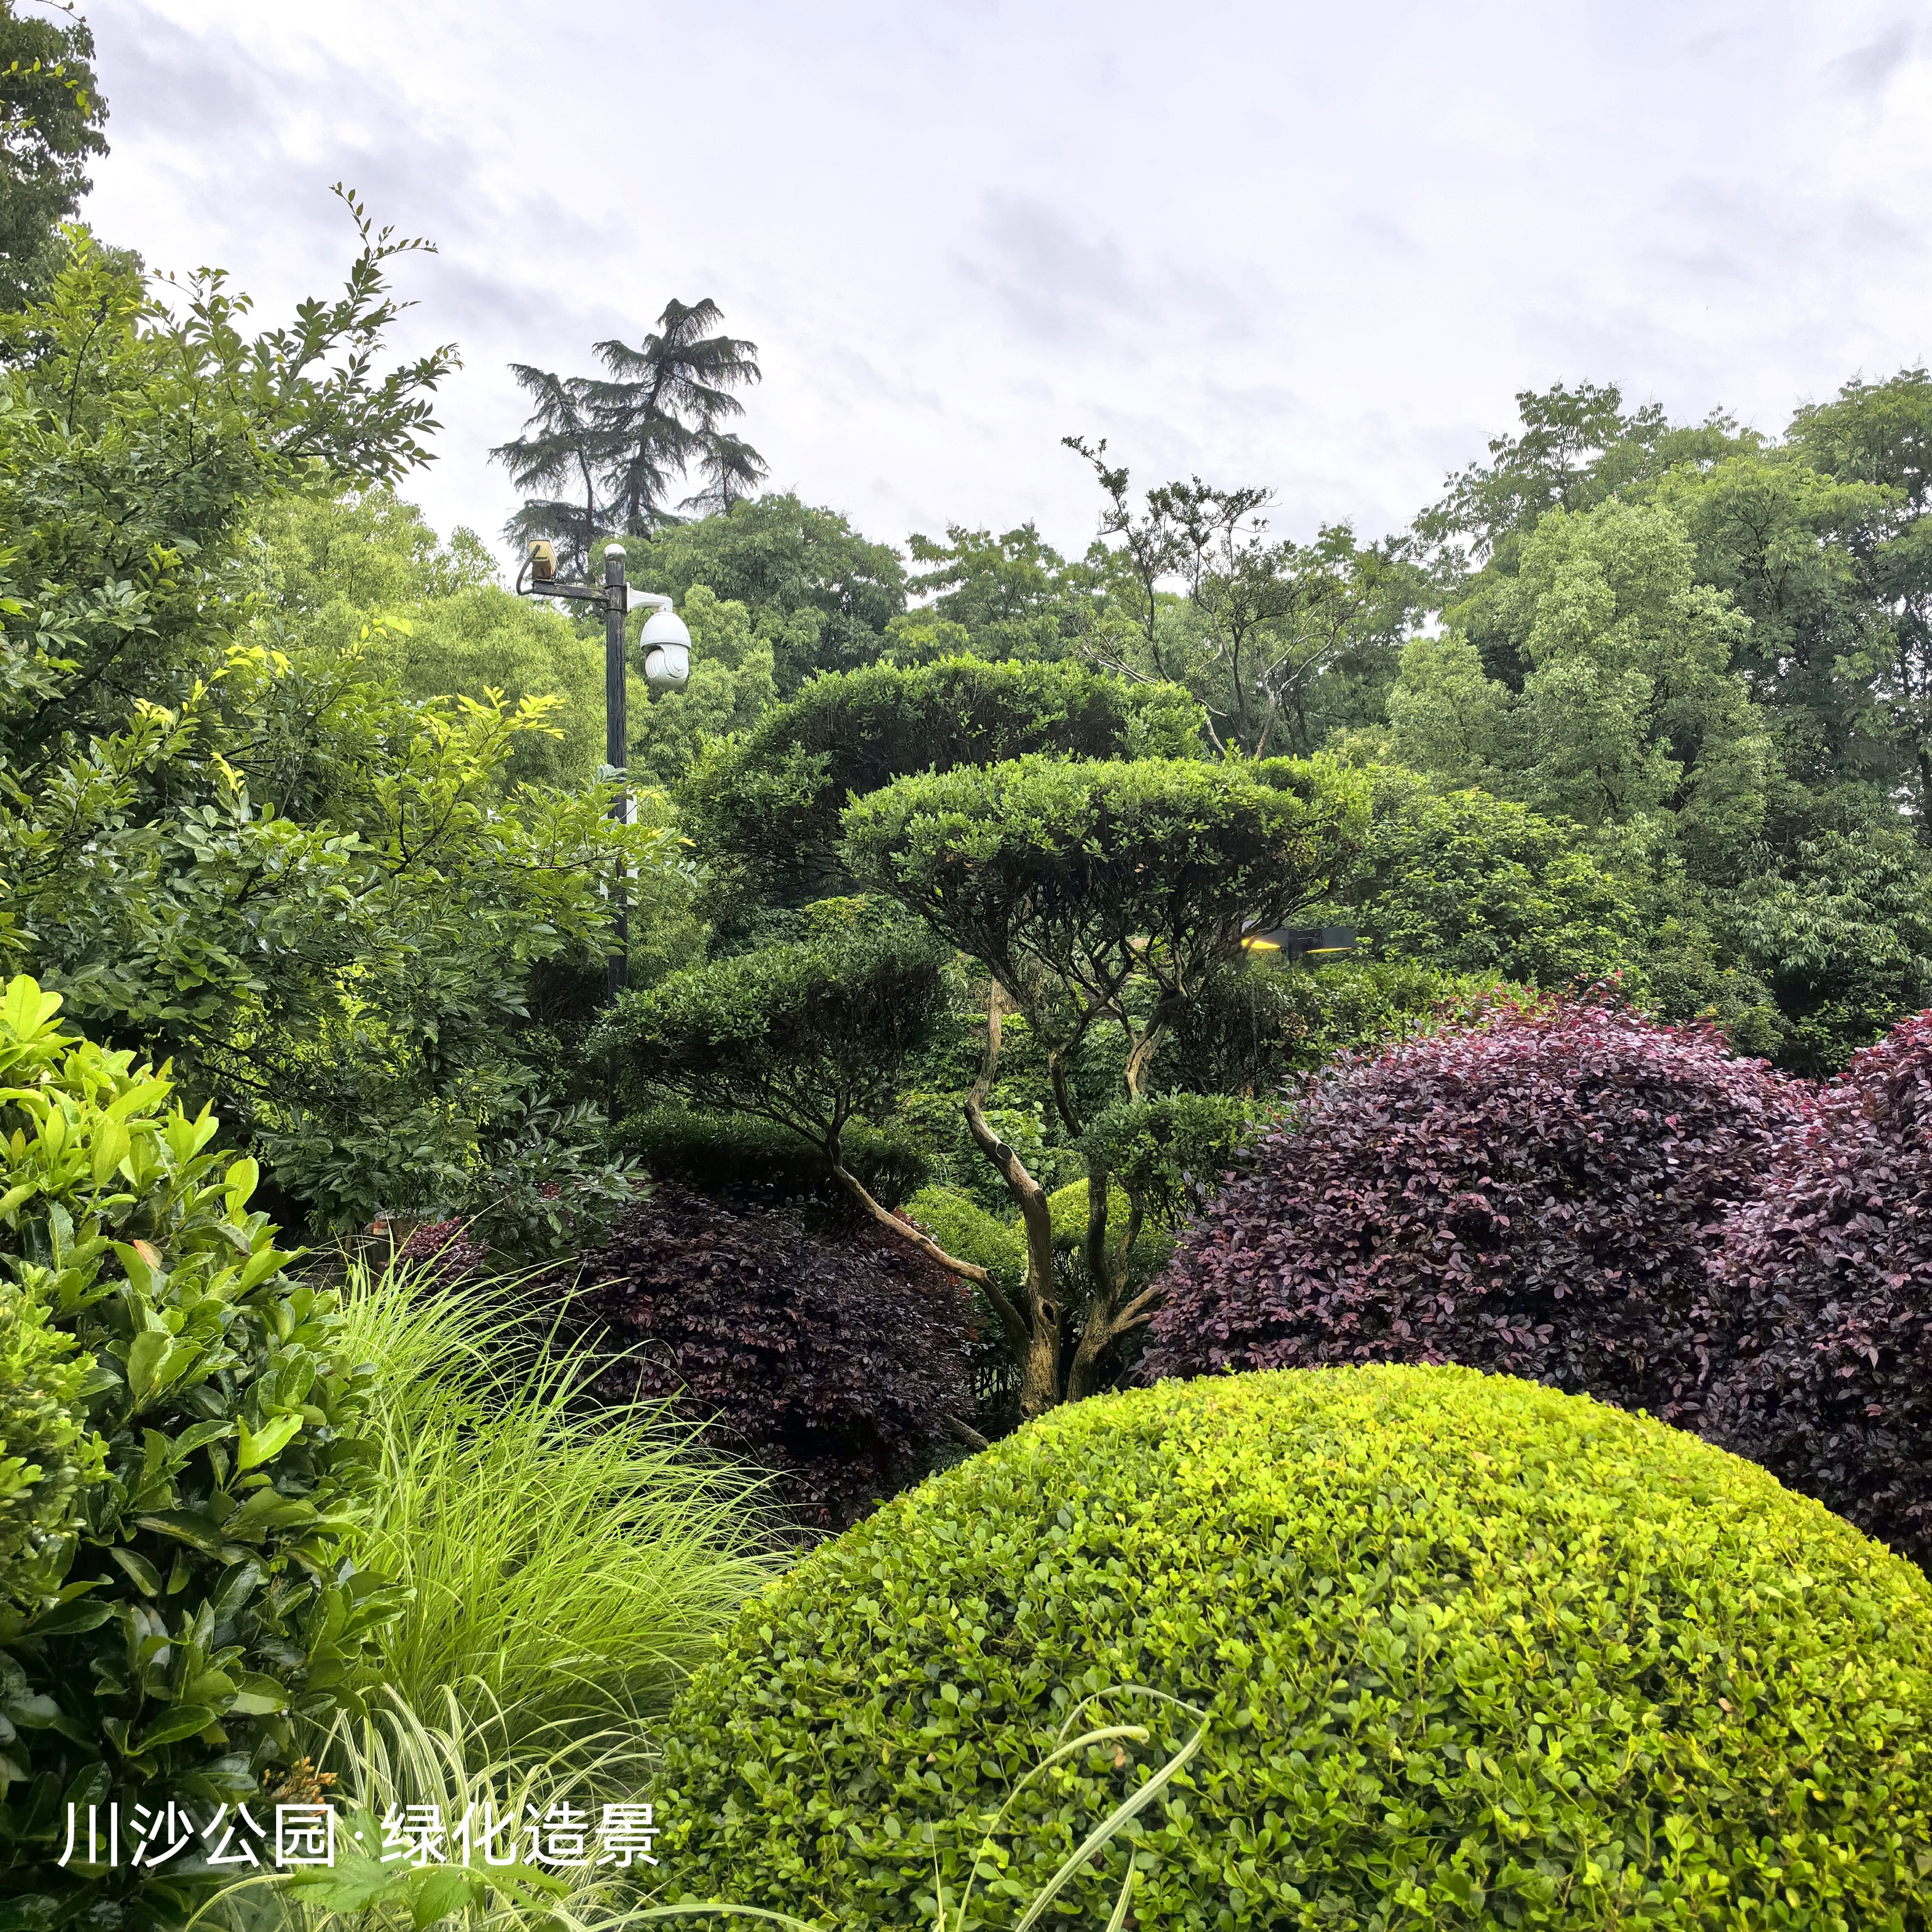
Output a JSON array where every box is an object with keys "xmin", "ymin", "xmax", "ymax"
[{"xmin": 640, "ymin": 607, "xmax": 692, "ymax": 692}]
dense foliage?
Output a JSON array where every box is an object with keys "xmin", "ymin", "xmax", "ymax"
[
  {"xmin": 0, "ymin": 979, "xmax": 394, "ymax": 1928},
  {"xmin": 1140, "ymin": 1001, "xmax": 1799, "ymax": 1417},
  {"xmin": 0, "ymin": 1277, "xmax": 95, "ymax": 1604},
  {"xmin": 684, "ymin": 655, "xmax": 1203, "ymax": 909},
  {"xmin": 846, "ymin": 753, "xmax": 1365, "ymax": 1412},
  {"xmin": 658, "ymin": 1364, "xmax": 1932, "ymax": 1928},
  {"xmin": 579, "ymin": 1180, "xmax": 976, "ymax": 1523},
  {"xmin": 1702, "ymin": 1011, "xmax": 1932, "ymax": 1569},
  {"xmin": 0, "ymin": 226, "xmax": 669, "ymax": 1241},
  {"xmin": 0, "ymin": 0, "xmax": 109, "ymax": 308}
]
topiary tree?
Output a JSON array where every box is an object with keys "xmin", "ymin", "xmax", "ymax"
[
  {"xmin": 0, "ymin": 977, "xmax": 394, "ymax": 1928},
  {"xmin": 1140, "ymin": 999, "xmax": 1799, "ymax": 1416},
  {"xmin": 657, "ymin": 1363, "xmax": 1932, "ymax": 1929},
  {"xmin": 1702, "ymin": 1009, "xmax": 1932, "ymax": 1567},
  {"xmin": 578, "ymin": 1179, "xmax": 978, "ymax": 1525},
  {"xmin": 595, "ymin": 910, "xmax": 987, "ymax": 1286},
  {"xmin": 681, "ymin": 656, "xmax": 1204, "ymax": 912},
  {"xmin": 844, "ymin": 754, "xmax": 1365, "ymax": 1416}
]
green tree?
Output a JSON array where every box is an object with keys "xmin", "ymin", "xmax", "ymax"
[
  {"xmin": 1306, "ymin": 765, "xmax": 1640, "ymax": 986},
  {"xmin": 1395, "ymin": 499, "xmax": 1771, "ymax": 876},
  {"xmin": 843, "ymin": 754, "xmax": 1365, "ymax": 1414},
  {"xmin": 904, "ymin": 521, "xmax": 1103, "ymax": 662},
  {"xmin": 1065, "ymin": 437, "xmax": 1419, "ymax": 756},
  {"xmin": 491, "ymin": 364, "xmax": 603, "ymax": 576},
  {"xmin": 682, "ymin": 657, "xmax": 1204, "ymax": 915},
  {"xmin": 1652, "ymin": 452, "xmax": 1896, "ymax": 809},
  {"xmin": 1785, "ymin": 367, "xmax": 1932, "ymax": 833},
  {"xmin": 629, "ymin": 492, "xmax": 908, "ymax": 691},
  {"xmin": 255, "ymin": 486, "xmax": 606, "ymax": 789},
  {"xmin": 598, "ymin": 911, "xmax": 987, "ymax": 1280},
  {"xmin": 0, "ymin": 1, "xmax": 107, "ymax": 311},
  {"xmin": 0, "ymin": 224, "xmax": 669, "ymax": 1236},
  {"xmin": 589, "ymin": 297, "xmax": 763, "ymax": 529},
  {"xmin": 492, "ymin": 299, "xmax": 765, "ymax": 570}
]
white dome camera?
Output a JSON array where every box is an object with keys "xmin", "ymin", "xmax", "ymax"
[{"xmin": 640, "ymin": 607, "xmax": 692, "ymax": 692}]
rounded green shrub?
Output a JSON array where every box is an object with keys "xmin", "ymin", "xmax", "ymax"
[{"xmin": 658, "ymin": 1365, "xmax": 1932, "ymax": 1929}]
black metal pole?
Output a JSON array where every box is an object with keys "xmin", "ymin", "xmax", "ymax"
[{"xmin": 604, "ymin": 542, "xmax": 628, "ymax": 1004}]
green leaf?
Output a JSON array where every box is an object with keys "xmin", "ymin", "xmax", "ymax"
[
  {"xmin": 409, "ymin": 1867, "xmax": 479, "ymax": 1926},
  {"xmin": 133, "ymin": 1511, "xmax": 252, "ymax": 1564},
  {"xmin": 106, "ymin": 1546, "xmax": 162, "ymax": 1596},
  {"xmin": 235, "ymin": 1413, "xmax": 303, "ymax": 1473},
  {"xmin": 24, "ymin": 1599, "xmax": 114, "ymax": 1638},
  {"xmin": 131, "ymin": 1703, "xmax": 219, "ymax": 1753},
  {"xmin": 125, "ymin": 1330, "xmax": 169, "ymax": 1409}
]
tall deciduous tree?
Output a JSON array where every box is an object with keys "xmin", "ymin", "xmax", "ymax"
[
  {"xmin": 1064, "ymin": 436, "xmax": 1416, "ymax": 757},
  {"xmin": 0, "ymin": 0, "xmax": 108, "ymax": 309}
]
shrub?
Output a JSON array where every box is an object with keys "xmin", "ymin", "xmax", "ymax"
[
  {"xmin": 1702, "ymin": 1009, "xmax": 1932, "ymax": 1567},
  {"xmin": 620, "ymin": 1108, "xmax": 932, "ymax": 1208},
  {"xmin": 0, "ymin": 977, "xmax": 392, "ymax": 1926},
  {"xmin": 1302, "ymin": 765, "xmax": 1641, "ymax": 987},
  {"xmin": 335, "ymin": 1258, "xmax": 778, "ymax": 1770},
  {"xmin": 0, "ymin": 1280, "xmax": 99, "ymax": 1608},
  {"xmin": 657, "ymin": 1365, "xmax": 1932, "ymax": 1929},
  {"xmin": 597, "ymin": 914, "xmax": 953, "ymax": 1241},
  {"xmin": 579, "ymin": 1180, "xmax": 977, "ymax": 1524},
  {"xmin": 1140, "ymin": 999, "xmax": 1799, "ymax": 1415}
]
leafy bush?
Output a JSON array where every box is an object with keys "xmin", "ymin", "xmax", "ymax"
[
  {"xmin": 1299, "ymin": 765, "xmax": 1641, "ymax": 987},
  {"xmin": 1140, "ymin": 999, "xmax": 1799, "ymax": 1416},
  {"xmin": 579, "ymin": 1180, "xmax": 977, "ymax": 1524},
  {"xmin": 0, "ymin": 978, "xmax": 393, "ymax": 1926},
  {"xmin": 684, "ymin": 656, "xmax": 1204, "ymax": 906},
  {"xmin": 335, "ymin": 1258, "xmax": 778, "ymax": 1768},
  {"xmin": 599, "ymin": 914, "xmax": 951, "ymax": 1232},
  {"xmin": 1703, "ymin": 1009, "xmax": 1932, "ymax": 1567},
  {"xmin": 0, "ymin": 1282, "xmax": 99, "ymax": 1608},
  {"xmin": 621, "ymin": 1108, "xmax": 933, "ymax": 1208},
  {"xmin": 657, "ymin": 1364, "xmax": 1932, "ymax": 1929}
]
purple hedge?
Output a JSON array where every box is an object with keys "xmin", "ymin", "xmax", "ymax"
[
  {"xmin": 578, "ymin": 1180, "xmax": 976, "ymax": 1526},
  {"xmin": 1140, "ymin": 999, "xmax": 1801, "ymax": 1418},
  {"xmin": 1703, "ymin": 1011, "xmax": 1932, "ymax": 1567}
]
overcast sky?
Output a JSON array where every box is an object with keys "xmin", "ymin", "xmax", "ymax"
[{"xmin": 78, "ymin": 1, "xmax": 1932, "ymax": 571}]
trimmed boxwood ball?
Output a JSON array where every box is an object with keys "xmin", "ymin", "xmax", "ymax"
[
  {"xmin": 657, "ymin": 1365, "xmax": 1932, "ymax": 1930},
  {"xmin": 1138, "ymin": 999, "xmax": 1799, "ymax": 1421}
]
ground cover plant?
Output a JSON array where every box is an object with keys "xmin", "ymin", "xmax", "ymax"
[
  {"xmin": 1140, "ymin": 997, "xmax": 1801, "ymax": 1419},
  {"xmin": 1703, "ymin": 1008, "xmax": 1932, "ymax": 1570},
  {"xmin": 656, "ymin": 1363, "xmax": 1932, "ymax": 1929}
]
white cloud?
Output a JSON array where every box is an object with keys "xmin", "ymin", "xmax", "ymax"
[{"xmin": 77, "ymin": 0, "xmax": 1932, "ymax": 566}]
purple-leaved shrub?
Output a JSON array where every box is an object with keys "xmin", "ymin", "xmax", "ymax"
[{"xmin": 1140, "ymin": 998, "xmax": 1801, "ymax": 1419}]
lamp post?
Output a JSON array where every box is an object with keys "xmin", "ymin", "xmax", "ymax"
[{"xmin": 515, "ymin": 537, "xmax": 691, "ymax": 1001}]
